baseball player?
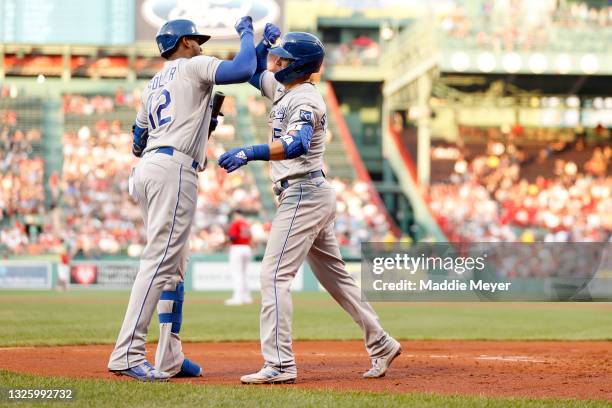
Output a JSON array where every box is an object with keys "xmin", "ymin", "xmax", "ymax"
[
  {"xmin": 225, "ymin": 210, "xmax": 253, "ymax": 306},
  {"xmin": 218, "ymin": 31, "xmax": 401, "ymax": 384},
  {"xmin": 56, "ymin": 246, "xmax": 70, "ymax": 291},
  {"xmin": 107, "ymin": 17, "xmax": 263, "ymax": 381}
]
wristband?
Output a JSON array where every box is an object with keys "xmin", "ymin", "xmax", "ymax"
[{"xmin": 245, "ymin": 144, "xmax": 270, "ymax": 161}]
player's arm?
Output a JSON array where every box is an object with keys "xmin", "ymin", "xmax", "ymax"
[
  {"xmin": 218, "ymin": 106, "xmax": 315, "ymax": 173},
  {"xmin": 184, "ymin": 17, "xmax": 256, "ymax": 85},
  {"xmin": 213, "ymin": 17, "xmax": 257, "ymax": 85},
  {"xmin": 132, "ymin": 102, "xmax": 149, "ymax": 157},
  {"xmin": 248, "ymin": 23, "xmax": 281, "ymax": 90}
]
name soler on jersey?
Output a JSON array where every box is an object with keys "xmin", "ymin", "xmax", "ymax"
[{"xmin": 372, "ymin": 279, "xmax": 511, "ymax": 292}]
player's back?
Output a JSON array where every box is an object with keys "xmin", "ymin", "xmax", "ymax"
[{"xmin": 138, "ymin": 55, "xmax": 221, "ymax": 165}]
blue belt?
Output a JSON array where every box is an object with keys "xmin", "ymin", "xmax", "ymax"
[
  {"xmin": 155, "ymin": 146, "xmax": 199, "ymax": 170},
  {"xmin": 279, "ymin": 170, "xmax": 325, "ymax": 189}
]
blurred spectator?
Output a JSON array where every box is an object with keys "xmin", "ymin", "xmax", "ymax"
[
  {"xmin": 2, "ymin": 92, "xmax": 393, "ymax": 256},
  {"xmin": 428, "ymin": 135, "xmax": 611, "ymax": 242},
  {"xmin": 0, "ymin": 111, "xmax": 45, "ymax": 254},
  {"xmin": 331, "ymin": 178, "xmax": 390, "ymax": 245},
  {"xmin": 63, "ymin": 89, "xmax": 143, "ymax": 115},
  {"xmin": 328, "ymin": 35, "xmax": 381, "ymax": 67},
  {"xmin": 440, "ymin": 0, "xmax": 612, "ymax": 52}
]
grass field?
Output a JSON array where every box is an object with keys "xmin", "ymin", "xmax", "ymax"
[
  {"xmin": 1, "ymin": 290, "xmax": 611, "ymax": 407},
  {"xmin": 1, "ymin": 371, "xmax": 610, "ymax": 408},
  {"xmin": 0, "ymin": 290, "xmax": 611, "ymax": 347}
]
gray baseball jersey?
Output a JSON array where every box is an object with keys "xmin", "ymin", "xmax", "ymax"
[
  {"xmin": 252, "ymin": 71, "xmax": 397, "ymax": 376},
  {"xmin": 109, "ymin": 55, "xmax": 220, "ymax": 375},
  {"xmin": 136, "ymin": 55, "xmax": 221, "ymax": 167},
  {"xmin": 260, "ymin": 71, "xmax": 327, "ymax": 182}
]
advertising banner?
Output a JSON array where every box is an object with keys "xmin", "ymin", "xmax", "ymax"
[
  {"xmin": 192, "ymin": 262, "xmax": 304, "ymax": 291},
  {"xmin": 136, "ymin": 0, "xmax": 284, "ymax": 43},
  {"xmin": 70, "ymin": 261, "xmax": 139, "ymax": 289},
  {"xmin": 0, "ymin": 261, "xmax": 52, "ymax": 289}
]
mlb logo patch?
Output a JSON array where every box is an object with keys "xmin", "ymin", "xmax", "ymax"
[{"xmin": 300, "ymin": 109, "xmax": 313, "ymax": 123}]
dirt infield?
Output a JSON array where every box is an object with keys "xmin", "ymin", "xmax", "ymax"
[{"xmin": 1, "ymin": 341, "xmax": 610, "ymax": 400}]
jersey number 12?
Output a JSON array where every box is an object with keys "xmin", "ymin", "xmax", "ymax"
[{"xmin": 148, "ymin": 89, "xmax": 172, "ymax": 130}]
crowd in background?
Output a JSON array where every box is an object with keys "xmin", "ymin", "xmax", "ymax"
[
  {"xmin": 441, "ymin": 0, "xmax": 612, "ymax": 52},
  {"xmin": 59, "ymin": 117, "xmax": 262, "ymax": 257},
  {"xmin": 63, "ymin": 88, "xmax": 142, "ymax": 115},
  {"xmin": 0, "ymin": 110, "xmax": 45, "ymax": 254},
  {"xmin": 332, "ymin": 178, "xmax": 393, "ymax": 245},
  {"xmin": 328, "ymin": 35, "xmax": 381, "ymax": 67},
  {"xmin": 428, "ymin": 136, "xmax": 611, "ymax": 243},
  {"xmin": 2, "ymin": 92, "xmax": 393, "ymax": 257}
]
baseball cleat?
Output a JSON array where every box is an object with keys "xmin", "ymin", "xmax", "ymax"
[
  {"xmin": 224, "ymin": 298, "xmax": 243, "ymax": 306},
  {"xmin": 176, "ymin": 358, "xmax": 202, "ymax": 377},
  {"xmin": 111, "ymin": 361, "xmax": 170, "ymax": 382},
  {"xmin": 363, "ymin": 339, "xmax": 402, "ymax": 379},
  {"xmin": 240, "ymin": 366, "xmax": 297, "ymax": 384}
]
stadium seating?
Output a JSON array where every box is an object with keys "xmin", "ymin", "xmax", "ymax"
[
  {"xmin": 427, "ymin": 134, "xmax": 611, "ymax": 242},
  {"xmin": 0, "ymin": 90, "xmax": 394, "ymax": 256},
  {"xmin": 0, "ymin": 98, "xmax": 46, "ymax": 255}
]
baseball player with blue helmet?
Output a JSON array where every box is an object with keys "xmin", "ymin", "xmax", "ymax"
[
  {"xmin": 218, "ymin": 30, "xmax": 401, "ymax": 384},
  {"xmin": 107, "ymin": 17, "xmax": 268, "ymax": 381}
]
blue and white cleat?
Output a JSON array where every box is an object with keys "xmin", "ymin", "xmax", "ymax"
[
  {"xmin": 111, "ymin": 361, "xmax": 170, "ymax": 382},
  {"xmin": 176, "ymin": 358, "xmax": 203, "ymax": 377},
  {"xmin": 240, "ymin": 366, "xmax": 297, "ymax": 384}
]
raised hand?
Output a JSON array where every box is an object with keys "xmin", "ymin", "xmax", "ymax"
[
  {"xmin": 235, "ymin": 16, "xmax": 254, "ymax": 39},
  {"xmin": 263, "ymin": 23, "xmax": 281, "ymax": 47}
]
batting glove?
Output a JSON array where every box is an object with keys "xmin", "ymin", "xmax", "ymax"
[
  {"xmin": 235, "ymin": 16, "xmax": 254, "ymax": 39},
  {"xmin": 263, "ymin": 23, "xmax": 281, "ymax": 48},
  {"xmin": 218, "ymin": 147, "xmax": 249, "ymax": 173},
  {"xmin": 132, "ymin": 124, "xmax": 148, "ymax": 158}
]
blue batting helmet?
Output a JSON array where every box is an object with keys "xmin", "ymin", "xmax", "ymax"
[
  {"xmin": 156, "ymin": 19, "xmax": 211, "ymax": 59},
  {"xmin": 269, "ymin": 32, "xmax": 325, "ymax": 84}
]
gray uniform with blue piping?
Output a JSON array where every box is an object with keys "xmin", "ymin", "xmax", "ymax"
[
  {"xmin": 258, "ymin": 71, "xmax": 394, "ymax": 374},
  {"xmin": 107, "ymin": 56, "xmax": 220, "ymax": 375}
]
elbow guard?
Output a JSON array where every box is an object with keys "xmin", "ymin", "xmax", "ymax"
[
  {"xmin": 280, "ymin": 124, "xmax": 313, "ymax": 159},
  {"xmin": 132, "ymin": 124, "xmax": 149, "ymax": 157}
]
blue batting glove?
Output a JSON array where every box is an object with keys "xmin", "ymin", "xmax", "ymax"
[
  {"xmin": 132, "ymin": 124, "xmax": 148, "ymax": 158},
  {"xmin": 235, "ymin": 16, "xmax": 254, "ymax": 39},
  {"xmin": 263, "ymin": 23, "xmax": 281, "ymax": 47},
  {"xmin": 218, "ymin": 147, "xmax": 249, "ymax": 173}
]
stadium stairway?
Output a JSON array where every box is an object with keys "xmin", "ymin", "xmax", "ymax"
[
  {"xmin": 384, "ymin": 123, "xmax": 447, "ymax": 242},
  {"xmin": 318, "ymin": 86, "xmax": 357, "ymax": 180},
  {"xmin": 325, "ymin": 83, "xmax": 401, "ymax": 237}
]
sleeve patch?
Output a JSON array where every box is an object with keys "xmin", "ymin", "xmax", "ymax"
[
  {"xmin": 280, "ymin": 135, "xmax": 294, "ymax": 145},
  {"xmin": 300, "ymin": 109, "xmax": 313, "ymax": 123}
]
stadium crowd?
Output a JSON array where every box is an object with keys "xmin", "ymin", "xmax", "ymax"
[
  {"xmin": 331, "ymin": 178, "xmax": 392, "ymax": 245},
  {"xmin": 428, "ymin": 138, "xmax": 611, "ymax": 243},
  {"xmin": 60, "ymin": 118, "xmax": 262, "ymax": 257},
  {"xmin": 63, "ymin": 88, "xmax": 142, "ymax": 115},
  {"xmin": 2, "ymin": 93, "xmax": 393, "ymax": 256},
  {"xmin": 441, "ymin": 0, "xmax": 612, "ymax": 52},
  {"xmin": 0, "ymin": 110, "xmax": 46, "ymax": 254},
  {"xmin": 327, "ymin": 35, "xmax": 381, "ymax": 67}
]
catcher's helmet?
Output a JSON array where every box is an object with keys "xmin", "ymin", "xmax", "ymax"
[
  {"xmin": 156, "ymin": 19, "xmax": 211, "ymax": 59},
  {"xmin": 269, "ymin": 32, "xmax": 325, "ymax": 84}
]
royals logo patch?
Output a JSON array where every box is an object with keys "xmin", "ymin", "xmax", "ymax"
[{"xmin": 300, "ymin": 109, "xmax": 313, "ymax": 124}]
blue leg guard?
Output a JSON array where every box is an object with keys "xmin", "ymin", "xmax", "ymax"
[{"xmin": 159, "ymin": 282, "xmax": 184, "ymax": 334}]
